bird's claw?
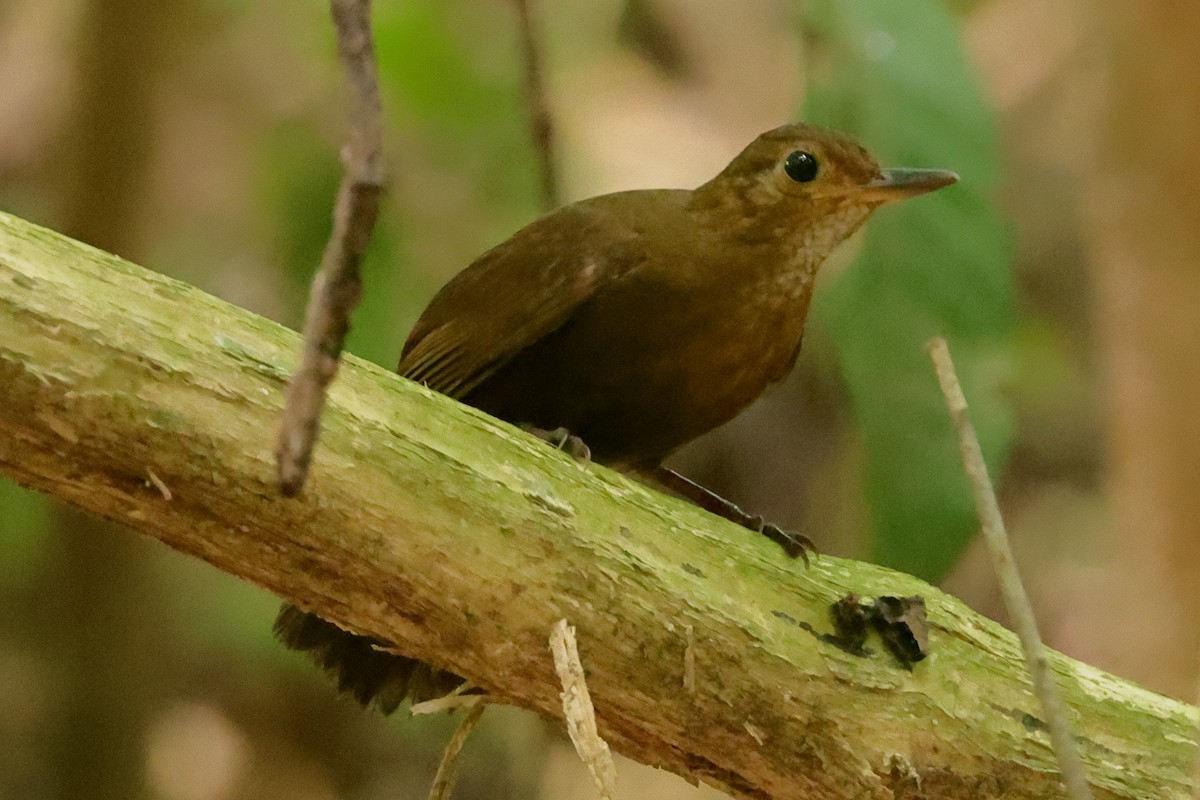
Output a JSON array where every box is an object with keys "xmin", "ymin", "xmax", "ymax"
[
  {"xmin": 748, "ymin": 515, "xmax": 815, "ymax": 565},
  {"xmin": 522, "ymin": 424, "xmax": 592, "ymax": 463}
]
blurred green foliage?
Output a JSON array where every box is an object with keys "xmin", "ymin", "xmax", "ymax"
[
  {"xmin": 803, "ymin": 0, "xmax": 1014, "ymax": 579},
  {"xmin": 257, "ymin": 120, "xmax": 415, "ymax": 367},
  {"xmin": 254, "ymin": 0, "xmax": 547, "ymax": 370},
  {"xmin": 0, "ymin": 479, "xmax": 49, "ymax": 592},
  {"xmin": 373, "ymin": 0, "xmax": 540, "ymax": 221}
]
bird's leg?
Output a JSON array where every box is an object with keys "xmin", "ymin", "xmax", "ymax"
[
  {"xmin": 651, "ymin": 466, "xmax": 814, "ymax": 563},
  {"xmin": 520, "ymin": 424, "xmax": 592, "ymax": 462}
]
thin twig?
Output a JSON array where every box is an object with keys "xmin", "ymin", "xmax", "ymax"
[
  {"xmin": 426, "ymin": 702, "xmax": 487, "ymax": 800},
  {"xmin": 550, "ymin": 619, "xmax": 617, "ymax": 800},
  {"xmin": 513, "ymin": 0, "xmax": 559, "ymax": 211},
  {"xmin": 145, "ymin": 467, "xmax": 172, "ymax": 501},
  {"xmin": 927, "ymin": 336, "xmax": 1094, "ymax": 800},
  {"xmin": 275, "ymin": 0, "xmax": 385, "ymax": 496},
  {"xmin": 409, "ymin": 683, "xmax": 483, "ymax": 716}
]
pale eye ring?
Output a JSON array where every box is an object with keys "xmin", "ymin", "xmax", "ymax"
[{"xmin": 783, "ymin": 150, "xmax": 819, "ymax": 183}]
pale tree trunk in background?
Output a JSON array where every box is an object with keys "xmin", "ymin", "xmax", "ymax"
[
  {"xmin": 45, "ymin": 0, "xmax": 179, "ymax": 797},
  {"xmin": 1082, "ymin": 3, "xmax": 1200, "ymax": 698}
]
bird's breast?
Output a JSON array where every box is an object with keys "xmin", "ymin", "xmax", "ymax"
[
  {"xmin": 476, "ymin": 263, "xmax": 810, "ymax": 464},
  {"xmin": 458, "ymin": 219, "xmax": 821, "ymax": 465}
]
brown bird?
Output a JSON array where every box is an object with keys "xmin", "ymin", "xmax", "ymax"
[{"xmin": 275, "ymin": 122, "xmax": 958, "ymax": 711}]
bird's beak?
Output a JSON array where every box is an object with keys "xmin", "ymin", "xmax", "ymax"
[{"xmin": 860, "ymin": 168, "xmax": 959, "ymax": 203}]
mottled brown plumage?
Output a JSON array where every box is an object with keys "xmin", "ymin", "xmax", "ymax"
[{"xmin": 275, "ymin": 123, "xmax": 957, "ymax": 711}]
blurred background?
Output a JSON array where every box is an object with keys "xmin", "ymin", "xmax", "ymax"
[{"xmin": 1, "ymin": 0, "xmax": 1198, "ymax": 798}]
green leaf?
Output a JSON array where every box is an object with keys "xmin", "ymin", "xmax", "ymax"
[{"xmin": 802, "ymin": 0, "xmax": 1014, "ymax": 579}]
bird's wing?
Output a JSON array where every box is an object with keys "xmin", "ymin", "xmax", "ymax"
[{"xmin": 399, "ymin": 203, "xmax": 646, "ymax": 399}]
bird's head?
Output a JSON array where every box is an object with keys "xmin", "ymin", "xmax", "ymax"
[{"xmin": 692, "ymin": 123, "xmax": 958, "ymax": 258}]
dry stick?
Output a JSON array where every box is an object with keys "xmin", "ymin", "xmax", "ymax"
[
  {"xmin": 927, "ymin": 336, "xmax": 1094, "ymax": 800},
  {"xmin": 409, "ymin": 682, "xmax": 484, "ymax": 716},
  {"xmin": 513, "ymin": 0, "xmax": 559, "ymax": 211},
  {"xmin": 275, "ymin": 0, "xmax": 385, "ymax": 496},
  {"xmin": 550, "ymin": 619, "xmax": 617, "ymax": 800},
  {"xmin": 427, "ymin": 702, "xmax": 487, "ymax": 800}
]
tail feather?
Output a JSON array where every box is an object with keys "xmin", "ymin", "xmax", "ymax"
[{"xmin": 273, "ymin": 603, "xmax": 464, "ymax": 713}]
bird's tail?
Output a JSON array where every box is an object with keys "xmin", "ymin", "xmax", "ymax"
[{"xmin": 273, "ymin": 603, "xmax": 464, "ymax": 713}]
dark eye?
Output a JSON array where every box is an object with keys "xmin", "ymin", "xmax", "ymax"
[{"xmin": 783, "ymin": 150, "xmax": 819, "ymax": 183}]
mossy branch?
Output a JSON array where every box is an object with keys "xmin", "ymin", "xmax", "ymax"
[{"xmin": 0, "ymin": 210, "xmax": 1194, "ymax": 799}]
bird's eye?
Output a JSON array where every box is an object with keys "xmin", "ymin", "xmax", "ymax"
[{"xmin": 783, "ymin": 150, "xmax": 819, "ymax": 183}]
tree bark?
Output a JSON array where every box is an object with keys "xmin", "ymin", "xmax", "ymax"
[{"xmin": 0, "ymin": 210, "xmax": 1194, "ymax": 799}]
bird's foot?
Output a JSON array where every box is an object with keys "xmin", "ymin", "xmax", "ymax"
[
  {"xmin": 650, "ymin": 467, "xmax": 816, "ymax": 564},
  {"xmin": 521, "ymin": 424, "xmax": 592, "ymax": 462},
  {"xmin": 747, "ymin": 515, "xmax": 815, "ymax": 565}
]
